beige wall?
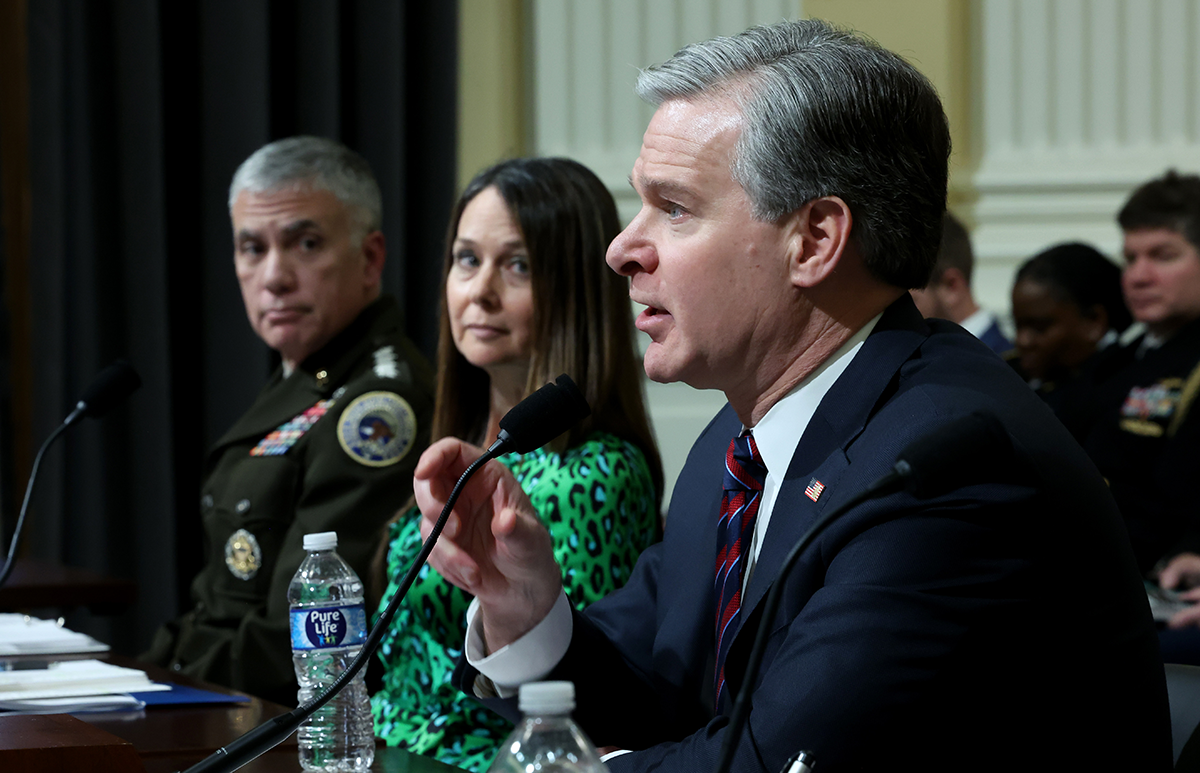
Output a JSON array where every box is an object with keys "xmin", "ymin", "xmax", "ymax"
[
  {"xmin": 457, "ymin": 0, "xmax": 526, "ymax": 191},
  {"xmin": 460, "ymin": 1, "xmax": 975, "ymax": 210}
]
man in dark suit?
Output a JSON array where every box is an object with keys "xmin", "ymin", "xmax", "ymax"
[
  {"xmin": 910, "ymin": 212, "xmax": 1012, "ymax": 355},
  {"xmin": 415, "ymin": 20, "xmax": 1169, "ymax": 771}
]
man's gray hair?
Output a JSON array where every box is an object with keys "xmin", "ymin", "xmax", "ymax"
[
  {"xmin": 635, "ymin": 19, "xmax": 950, "ymax": 289},
  {"xmin": 228, "ymin": 136, "xmax": 383, "ymax": 241}
]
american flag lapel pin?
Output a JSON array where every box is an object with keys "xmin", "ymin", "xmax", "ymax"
[{"xmin": 804, "ymin": 478, "xmax": 825, "ymax": 502}]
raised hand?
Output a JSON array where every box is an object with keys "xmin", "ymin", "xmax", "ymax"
[{"xmin": 415, "ymin": 437, "xmax": 563, "ymax": 651}]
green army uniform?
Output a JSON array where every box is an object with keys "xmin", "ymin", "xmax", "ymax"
[{"xmin": 145, "ymin": 295, "xmax": 434, "ymax": 705}]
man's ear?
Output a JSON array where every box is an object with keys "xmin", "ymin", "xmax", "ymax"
[
  {"xmin": 940, "ymin": 267, "xmax": 968, "ymax": 293},
  {"xmin": 362, "ymin": 230, "xmax": 387, "ymax": 289},
  {"xmin": 787, "ymin": 196, "xmax": 854, "ymax": 289}
]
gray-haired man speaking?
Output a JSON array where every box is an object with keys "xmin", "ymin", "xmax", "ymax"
[
  {"xmin": 145, "ymin": 137, "xmax": 433, "ymax": 705},
  {"xmin": 417, "ymin": 20, "xmax": 1170, "ymax": 772}
]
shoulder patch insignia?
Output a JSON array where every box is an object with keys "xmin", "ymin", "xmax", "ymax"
[
  {"xmin": 337, "ymin": 391, "xmax": 417, "ymax": 467},
  {"xmin": 251, "ymin": 399, "xmax": 335, "ymax": 456},
  {"xmin": 225, "ymin": 528, "xmax": 262, "ymax": 580}
]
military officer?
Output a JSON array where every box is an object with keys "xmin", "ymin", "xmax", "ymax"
[{"xmin": 144, "ymin": 136, "xmax": 434, "ymax": 705}]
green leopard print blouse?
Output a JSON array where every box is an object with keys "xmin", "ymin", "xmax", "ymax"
[{"xmin": 370, "ymin": 432, "xmax": 659, "ymax": 771}]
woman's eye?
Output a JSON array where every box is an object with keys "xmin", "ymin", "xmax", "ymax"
[
  {"xmin": 454, "ymin": 250, "xmax": 479, "ymax": 269},
  {"xmin": 509, "ymin": 255, "xmax": 530, "ymax": 275}
]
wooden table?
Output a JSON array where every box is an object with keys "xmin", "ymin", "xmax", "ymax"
[
  {"xmin": 0, "ymin": 654, "xmax": 459, "ymax": 772},
  {"xmin": 0, "ymin": 559, "xmax": 137, "ymax": 614}
]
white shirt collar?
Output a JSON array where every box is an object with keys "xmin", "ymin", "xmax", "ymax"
[
  {"xmin": 751, "ymin": 313, "xmax": 883, "ymax": 478},
  {"xmin": 738, "ymin": 312, "xmax": 883, "ymax": 589},
  {"xmin": 958, "ymin": 308, "xmax": 996, "ymax": 340}
]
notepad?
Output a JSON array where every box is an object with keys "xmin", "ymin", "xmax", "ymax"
[
  {"xmin": 0, "ymin": 614, "xmax": 109, "ymax": 655},
  {"xmin": 0, "ymin": 659, "xmax": 169, "ymax": 701},
  {"xmin": 0, "ymin": 693, "xmax": 147, "ymax": 714}
]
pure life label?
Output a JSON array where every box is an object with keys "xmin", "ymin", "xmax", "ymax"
[{"xmin": 290, "ymin": 604, "xmax": 368, "ymax": 650}]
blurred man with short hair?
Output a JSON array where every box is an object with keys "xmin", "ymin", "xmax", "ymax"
[{"xmin": 910, "ymin": 212, "xmax": 1012, "ymax": 354}]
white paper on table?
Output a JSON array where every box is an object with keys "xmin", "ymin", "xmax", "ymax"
[
  {"xmin": 0, "ymin": 693, "xmax": 147, "ymax": 714},
  {"xmin": 0, "ymin": 659, "xmax": 169, "ymax": 701},
  {"xmin": 0, "ymin": 614, "xmax": 109, "ymax": 655}
]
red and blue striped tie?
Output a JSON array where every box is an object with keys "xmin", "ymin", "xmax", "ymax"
[{"xmin": 714, "ymin": 430, "xmax": 766, "ymax": 710}]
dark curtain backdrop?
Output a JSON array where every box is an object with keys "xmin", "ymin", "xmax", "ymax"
[{"xmin": 22, "ymin": 0, "xmax": 457, "ymax": 655}]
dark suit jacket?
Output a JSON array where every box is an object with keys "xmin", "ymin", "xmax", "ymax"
[
  {"xmin": 459, "ymin": 296, "xmax": 1170, "ymax": 772},
  {"xmin": 977, "ymin": 317, "xmax": 1012, "ymax": 356}
]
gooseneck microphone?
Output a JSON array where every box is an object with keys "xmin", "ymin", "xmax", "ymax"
[
  {"xmin": 714, "ymin": 412, "xmax": 1019, "ymax": 773},
  {"xmin": 0, "ymin": 360, "xmax": 142, "ymax": 589},
  {"xmin": 494, "ymin": 374, "xmax": 592, "ymax": 455},
  {"xmin": 181, "ymin": 375, "xmax": 591, "ymax": 773},
  {"xmin": 64, "ymin": 360, "xmax": 143, "ymax": 426}
]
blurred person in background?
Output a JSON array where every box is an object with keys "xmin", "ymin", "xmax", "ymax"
[
  {"xmin": 910, "ymin": 211, "xmax": 1012, "ymax": 354},
  {"xmin": 1010, "ymin": 241, "xmax": 1132, "ymax": 439}
]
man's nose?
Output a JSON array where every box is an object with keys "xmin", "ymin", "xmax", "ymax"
[
  {"xmin": 262, "ymin": 247, "xmax": 297, "ymax": 293},
  {"xmin": 606, "ymin": 213, "xmax": 656, "ymax": 276}
]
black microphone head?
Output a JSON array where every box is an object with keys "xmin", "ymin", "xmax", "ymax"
[
  {"xmin": 496, "ymin": 374, "xmax": 591, "ymax": 454},
  {"xmin": 78, "ymin": 360, "xmax": 142, "ymax": 419},
  {"xmin": 893, "ymin": 411, "xmax": 1016, "ymax": 499}
]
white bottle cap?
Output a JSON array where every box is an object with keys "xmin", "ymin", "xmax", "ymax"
[
  {"xmin": 303, "ymin": 531, "xmax": 338, "ymax": 551},
  {"xmin": 518, "ymin": 681, "xmax": 575, "ymax": 715}
]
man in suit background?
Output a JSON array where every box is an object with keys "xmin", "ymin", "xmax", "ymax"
[
  {"xmin": 144, "ymin": 136, "xmax": 434, "ymax": 704},
  {"xmin": 910, "ymin": 211, "xmax": 1012, "ymax": 354},
  {"xmin": 415, "ymin": 20, "xmax": 1169, "ymax": 771}
]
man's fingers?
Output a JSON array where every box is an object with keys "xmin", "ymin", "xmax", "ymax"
[
  {"xmin": 1159, "ymin": 553, "xmax": 1200, "ymax": 590},
  {"xmin": 1169, "ymin": 602, "xmax": 1200, "ymax": 629},
  {"xmin": 414, "ymin": 437, "xmax": 481, "ymax": 480},
  {"xmin": 425, "ymin": 528, "xmax": 483, "ymax": 593}
]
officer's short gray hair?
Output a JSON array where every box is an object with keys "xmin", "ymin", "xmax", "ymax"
[
  {"xmin": 634, "ymin": 18, "xmax": 950, "ymax": 289},
  {"xmin": 228, "ymin": 136, "xmax": 383, "ymax": 243}
]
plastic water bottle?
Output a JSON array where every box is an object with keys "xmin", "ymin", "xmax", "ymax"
[
  {"xmin": 489, "ymin": 681, "xmax": 608, "ymax": 772},
  {"xmin": 288, "ymin": 531, "xmax": 374, "ymax": 772}
]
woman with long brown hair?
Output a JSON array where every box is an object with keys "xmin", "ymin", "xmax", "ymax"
[{"xmin": 370, "ymin": 157, "xmax": 662, "ymax": 770}]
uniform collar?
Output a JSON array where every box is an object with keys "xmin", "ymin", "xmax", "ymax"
[{"xmin": 294, "ymin": 295, "xmax": 401, "ymax": 391}]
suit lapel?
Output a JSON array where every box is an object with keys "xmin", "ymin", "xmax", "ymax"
[{"xmin": 738, "ymin": 296, "xmax": 929, "ymax": 637}]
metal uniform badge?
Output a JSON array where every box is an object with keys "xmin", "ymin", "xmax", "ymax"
[
  {"xmin": 336, "ymin": 391, "xmax": 417, "ymax": 467},
  {"xmin": 225, "ymin": 528, "xmax": 262, "ymax": 580}
]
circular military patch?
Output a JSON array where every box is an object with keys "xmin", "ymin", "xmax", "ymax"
[
  {"xmin": 225, "ymin": 528, "xmax": 262, "ymax": 581},
  {"xmin": 336, "ymin": 391, "xmax": 417, "ymax": 467}
]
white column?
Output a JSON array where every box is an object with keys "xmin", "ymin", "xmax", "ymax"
[
  {"xmin": 971, "ymin": 0, "xmax": 1200, "ymax": 314},
  {"xmin": 530, "ymin": 0, "xmax": 802, "ymax": 222}
]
